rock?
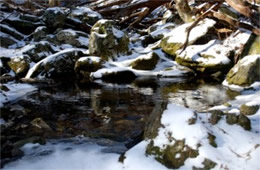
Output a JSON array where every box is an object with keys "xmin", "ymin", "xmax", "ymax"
[
  {"xmin": 22, "ymin": 41, "xmax": 53, "ymax": 62},
  {"xmin": 146, "ymin": 140, "xmax": 198, "ymax": 169},
  {"xmin": 56, "ymin": 29, "xmax": 89, "ymax": 47},
  {"xmin": 0, "ymin": 57, "xmax": 11, "ymax": 75},
  {"xmin": 101, "ymin": 70, "xmax": 136, "ymax": 83},
  {"xmin": 0, "ymin": 32, "xmax": 18, "ymax": 48},
  {"xmin": 25, "ymin": 48, "xmax": 84, "ymax": 79},
  {"xmin": 0, "ymin": 24, "xmax": 24, "ymax": 40},
  {"xmin": 8, "ymin": 55, "xmax": 31, "ymax": 77},
  {"xmin": 225, "ymin": 55, "xmax": 260, "ymax": 86},
  {"xmin": 148, "ymin": 23, "xmax": 175, "ymax": 40},
  {"xmin": 3, "ymin": 18, "xmax": 42, "ymax": 35},
  {"xmin": 43, "ymin": 7, "xmax": 66, "ymax": 30},
  {"xmin": 160, "ymin": 18, "xmax": 216, "ymax": 57},
  {"xmin": 69, "ymin": 7, "xmax": 102, "ymax": 26},
  {"xmin": 241, "ymin": 34, "xmax": 260, "ymax": 57},
  {"xmin": 226, "ymin": 113, "xmax": 238, "ymax": 125},
  {"xmin": 176, "ymin": 31, "xmax": 251, "ymax": 73},
  {"xmin": 238, "ymin": 114, "xmax": 251, "ymax": 130},
  {"xmin": 75, "ymin": 56, "xmax": 103, "ymax": 81},
  {"xmin": 13, "ymin": 136, "xmax": 46, "ymax": 148},
  {"xmin": 207, "ymin": 133, "xmax": 217, "ymax": 148},
  {"xmin": 209, "ymin": 110, "xmax": 223, "ymax": 125},
  {"xmin": 33, "ymin": 26, "xmax": 48, "ymax": 42},
  {"xmin": 131, "ymin": 52, "xmax": 159, "ymax": 70},
  {"xmin": 193, "ymin": 158, "xmax": 217, "ymax": 170},
  {"xmin": 240, "ymin": 104, "xmax": 259, "ymax": 116},
  {"xmin": 20, "ymin": 14, "xmax": 40, "ymax": 23},
  {"xmin": 31, "ymin": 118, "xmax": 52, "ymax": 131},
  {"xmin": 89, "ymin": 19, "xmax": 129, "ymax": 60}
]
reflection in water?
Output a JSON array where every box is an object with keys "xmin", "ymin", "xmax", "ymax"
[{"xmin": 1, "ymin": 78, "xmax": 238, "ymax": 167}]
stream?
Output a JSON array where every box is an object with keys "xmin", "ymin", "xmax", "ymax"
[{"xmin": 1, "ymin": 77, "xmax": 239, "ymax": 169}]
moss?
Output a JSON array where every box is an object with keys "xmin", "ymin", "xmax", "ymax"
[
  {"xmin": 8, "ymin": 56, "xmax": 31, "ymax": 77},
  {"xmin": 241, "ymin": 34, "xmax": 260, "ymax": 58},
  {"xmin": 240, "ymin": 104, "xmax": 259, "ymax": 116},
  {"xmin": 131, "ymin": 52, "xmax": 159, "ymax": 70}
]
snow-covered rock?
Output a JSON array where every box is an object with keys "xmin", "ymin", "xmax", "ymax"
[
  {"xmin": 130, "ymin": 52, "xmax": 159, "ymax": 70},
  {"xmin": 160, "ymin": 18, "xmax": 216, "ymax": 57},
  {"xmin": 25, "ymin": 48, "xmax": 84, "ymax": 79},
  {"xmin": 32, "ymin": 26, "xmax": 48, "ymax": 42},
  {"xmin": 89, "ymin": 19, "xmax": 129, "ymax": 60},
  {"xmin": 56, "ymin": 29, "xmax": 89, "ymax": 48},
  {"xmin": 69, "ymin": 7, "xmax": 102, "ymax": 26},
  {"xmin": 43, "ymin": 7, "xmax": 66, "ymax": 30},
  {"xmin": 224, "ymin": 55, "xmax": 260, "ymax": 86},
  {"xmin": 0, "ymin": 32, "xmax": 18, "ymax": 48}
]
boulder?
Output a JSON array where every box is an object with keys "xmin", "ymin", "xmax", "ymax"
[
  {"xmin": 131, "ymin": 52, "xmax": 159, "ymax": 70},
  {"xmin": 33, "ymin": 26, "xmax": 48, "ymax": 42},
  {"xmin": 69, "ymin": 7, "xmax": 102, "ymax": 26},
  {"xmin": 175, "ymin": 40, "xmax": 232, "ymax": 73},
  {"xmin": 56, "ymin": 29, "xmax": 89, "ymax": 47},
  {"xmin": 8, "ymin": 55, "xmax": 31, "ymax": 77},
  {"xmin": 89, "ymin": 19, "xmax": 129, "ymax": 60},
  {"xmin": 241, "ymin": 34, "xmax": 260, "ymax": 57},
  {"xmin": 43, "ymin": 7, "xmax": 66, "ymax": 30},
  {"xmin": 225, "ymin": 55, "xmax": 260, "ymax": 86},
  {"xmin": 75, "ymin": 56, "xmax": 103, "ymax": 80},
  {"xmin": 25, "ymin": 48, "xmax": 85, "ymax": 79},
  {"xmin": 160, "ymin": 18, "xmax": 216, "ymax": 57},
  {"xmin": 0, "ymin": 24, "xmax": 24, "ymax": 40},
  {"xmin": 0, "ymin": 32, "xmax": 18, "ymax": 48},
  {"xmin": 240, "ymin": 104, "xmax": 259, "ymax": 115},
  {"xmin": 148, "ymin": 23, "xmax": 175, "ymax": 40},
  {"xmin": 22, "ymin": 41, "xmax": 53, "ymax": 62}
]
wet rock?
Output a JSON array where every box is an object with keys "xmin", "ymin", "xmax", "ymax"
[
  {"xmin": 226, "ymin": 113, "xmax": 238, "ymax": 125},
  {"xmin": 160, "ymin": 18, "xmax": 215, "ymax": 58},
  {"xmin": 8, "ymin": 55, "xmax": 31, "ymax": 77},
  {"xmin": 25, "ymin": 49, "xmax": 84, "ymax": 79},
  {"xmin": 0, "ymin": 24, "xmax": 24, "ymax": 40},
  {"xmin": 225, "ymin": 55, "xmax": 260, "ymax": 86},
  {"xmin": 240, "ymin": 104, "xmax": 259, "ymax": 116},
  {"xmin": 22, "ymin": 41, "xmax": 53, "ymax": 62},
  {"xmin": 100, "ymin": 70, "xmax": 136, "ymax": 83},
  {"xmin": 209, "ymin": 110, "xmax": 223, "ymax": 125},
  {"xmin": 146, "ymin": 140, "xmax": 198, "ymax": 169},
  {"xmin": 131, "ymin": 52, "xmax": 159, "ymax": 70},
  {"xmin": 56, "ymin": 29, "xmax": 89, "ymax": 47},
  {"xmin": 89, "ymin": 19, "xmax": 129, "ymax": 60},
  {"xmin": 31, "ymin": 118, "xmax": 52, "ymax": 131},
  {"xmin": 43, "ymin": 7, "xmax": 66, "ymax": 30},
  {"xmin": 69, "ymin": 7, "xmax": 102, "ymax": 26},
  {"xmin": 33, "ymin": 26, "xmax": 48, "ymax": 42},
  {"xmin": 0, "ymin": 32, "xmax": 18, "ymax": 48},
  {"xmin": 75, "ymin": 56, "xmax": 103, "ymax": 81},
  {"xmin": 238, "ymin": 114, "xmax": 251, "ymax": 130}
]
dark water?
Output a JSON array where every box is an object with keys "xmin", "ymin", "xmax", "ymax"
[{"xmin": 1, "ymin": 77, "xmax": 239, "ymax": 166}]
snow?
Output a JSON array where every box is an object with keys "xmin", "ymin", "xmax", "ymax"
[
  {"xmin": 78, "ymin": 56, "xmax": 101, "ymax": 63},
  {"xmin": 112, "ymin": 27, "xmax": 125, "ymax": 38},
  {"xmin": 0, "ymin": 82, "xmax": 37, "ymax": 108},
  {"xmin": 167, "ymin": 18, "xmax": 216, "ymax": 44},
  {"xmin": 71, "ymin": 7, "xmax": 102, "ymax": 19}
]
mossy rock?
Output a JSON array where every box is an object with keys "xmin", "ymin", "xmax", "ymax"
[
  {"xmin": 131, "ymin": 52, "xmax": 159, "ymax": 70},
  {"xmin": 8, "ymin": 55, "xmax": 31, "ymax": 77},
  {"xmin": 89, "ymin": 19, "xmax": 129, "ymax": 60},
  {"xmin": 146, "ymin": 140, "xmax": 199, "ymax": 169},
  {"xmin": 238, "ymin": 114, "xmax": 251, "ymax": 131},
  {"xmin": 225, "ymin": 55, "xmax": 260, "ymax": 86},
  {"xmin": 160, "ymin": 37, "xmax": 182, "ymax": 58},
  {"xmin": 208, "ymin": 133, "xmax": 217, "ymax": 148},
  {"xmin": 240, "ymin": 104, "xmax": 259, "ymax": 115},
  {"xmin": 193, "ymin": 158, "xmax": 217, "ymax": 170},
  {"xmin": 209, "ymin": 110, "xmax": 224, "ymax": 125},
  {"xmin": 226, "ymin": 113, "xmax": 238, "ymax": 125}
]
